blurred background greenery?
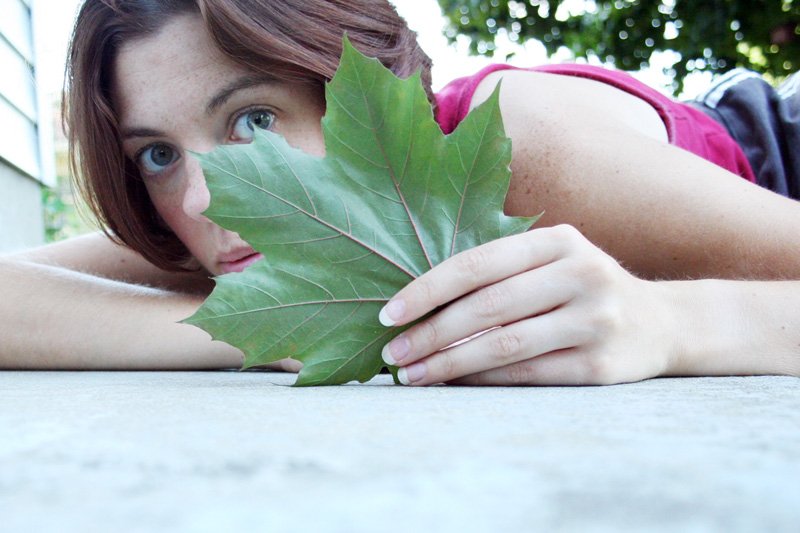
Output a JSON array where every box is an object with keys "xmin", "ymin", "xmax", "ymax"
[
  {"xmin": 41, "ymin": 105, "xmax": 96, "ymax": 242},
  {"xmin": 438, "ymin": 0, "xmax": 799, "ymax": 93}
]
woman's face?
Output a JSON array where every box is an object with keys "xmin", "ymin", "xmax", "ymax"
[{"xmin": 114, "ymin": 14, "xmax": 326, "ymax": 275}]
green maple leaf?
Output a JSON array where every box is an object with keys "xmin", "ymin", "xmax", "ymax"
[{"xmin": 184, "ymin": 38, "xmax": 538, "ymax": 386}]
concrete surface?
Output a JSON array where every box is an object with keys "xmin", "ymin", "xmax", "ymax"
[{"xmin": 1, "ymin": 371, "xmax": 798, "ymax": 532}]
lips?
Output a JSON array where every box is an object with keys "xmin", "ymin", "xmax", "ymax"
[{"xmin": 218, "ymin": 248, "xmax": 264, "ymax": 274}]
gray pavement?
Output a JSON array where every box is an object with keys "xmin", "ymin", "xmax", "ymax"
[{"xmin": 1, "ymin": 371, "xmax": 799, "ymax": 532}]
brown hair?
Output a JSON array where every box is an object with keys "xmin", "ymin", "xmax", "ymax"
[{"xmin": 65, "ymin": 0, "xmax": 433, "ymax": 270}]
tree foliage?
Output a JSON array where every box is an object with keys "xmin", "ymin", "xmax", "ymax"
[{"xmin": 437, "ymin": 0, "xmax": 800, "ymax": 93}]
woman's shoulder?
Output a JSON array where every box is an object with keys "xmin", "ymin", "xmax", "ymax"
[{"xmin": 447, "ymin": 64, "xmax": 669, "ymax": 144}]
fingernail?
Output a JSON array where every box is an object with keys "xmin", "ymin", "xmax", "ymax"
[
  {"xmin": 378, "ymin": 299, "xmax": 405, "ymax": 327},
  {"xmin": 398, "ymin": 362, "xmax": 426, "ymax": 385},
  {"xmin": 381, "ymin": 335, "xmax": 410, "ymax": 365}
]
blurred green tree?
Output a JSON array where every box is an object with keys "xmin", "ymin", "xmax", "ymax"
[{"xmin": 437, "ymin": 0, "xmax": 799, "ymax": 93}]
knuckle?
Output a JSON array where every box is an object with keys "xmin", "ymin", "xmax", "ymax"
[
  {"xmin": 490, "ymin": 330, "xmax": 523, "ymax": 364},
  {"xmin": 566, "ymin": 300, "xmax": 623, "ymax": 342},
  {"xmin": 418, "ymin": 318, "xmax": 442, "ymax": 348},
  {"xmin": 589, "ymin": 304, "xmax": 622, "ymax": 336},
  {"xmin": 437, "ymin": 349, "xmax": 458, "ymax": 379},
  {"xmin": 567, "ymin": 253, "xmax": 620, "ymax": 292},
  {"xmin": 549, "ymin": 224, "xmax": 583, "ymax": 248},
  {"xmin": 413, "ymin": 276, "xmax": 438, "ymax": 304},
  {"xmin": 566, "ymin": 303, "xmax": 624, "ymax": 351},
  {"xmin": 582, "ymin": 354, "xmax": 616, "ymax": 385},
  {"xmin": 552, "ymin": 223, "xmax": 581, "ymax": 238},
  {"xmin": 454, "ymin": 247, "xmax": 490, "ymax": 283},
  {"xmin": 506, "ymin": 362, "xmax": 535, "ymax": 385},
  {"xmin": 473, "ymin": 284, "xmax": 506, "ymax": 319},
  {"xmin": 587, "ymin": 254, "xmax": 619, "ymax": 283}
]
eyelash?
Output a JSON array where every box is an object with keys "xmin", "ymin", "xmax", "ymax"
[
  {"xmin": 227, "ymin": 106, "xmax": 277, "ymax": 143},
  {"xmin": 134, "ymin": 143, "xmax": 180, "ymax": 178},
  {"xmin": 133, "ymin": 106, "xmax": 277, "ymax": 178}
]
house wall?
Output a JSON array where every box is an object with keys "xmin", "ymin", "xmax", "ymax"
[{"xmin": 0, "ymin": 0, "xmax": 52, "ymax": 252}]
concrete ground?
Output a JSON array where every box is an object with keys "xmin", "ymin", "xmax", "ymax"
[{"xmin": 1, "ymin": 371, "xmax": 798, "ymax": 532}]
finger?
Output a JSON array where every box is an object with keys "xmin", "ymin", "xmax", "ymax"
[
  {"xmin": 446, "ymin": 350, "xmax": 597, "ymax": 386},
  {"xmin": 279, "ymin": 358, "xmax": 303, "ymax": 372},
  {"xmin": 381, "ymin": 258, "xmax": 581, "ymax": 366},
  {"xmin": 396, "ymin": 308, "xmax": 591, "ymax": 386},
  {"xmin": 260, "ymin": 358, "xmax": 303, "ymax": 372},
  {"xmin": 378, "ymin": 225, "xmax": 583, "ymax": 327}
]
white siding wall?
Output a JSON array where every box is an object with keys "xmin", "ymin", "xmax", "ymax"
[{"xmin": 0, "ymin": 0, "xmax": 49, "ymax": 252}]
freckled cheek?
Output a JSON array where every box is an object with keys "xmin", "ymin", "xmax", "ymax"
[
  {"xmin": 304, "ymin": 138, "xmax": 326, "ymax": 158},
  {"xmin": 149, "ymin": 192, "xmax": 211, "ymax": 263},
  {"xmin": 277, "ymin": 101, "xmax": 326, "ymax": 157},
  {"xmin": 285, "ymin": 125, "xmax": 326, "ymax": 157},
  {"xmin": 144, "ymin": 182, "xmax": 190, "ymax": 231}
]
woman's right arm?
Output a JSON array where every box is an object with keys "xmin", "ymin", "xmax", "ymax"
[
  {"xmin": 0, "ymin": 233, "xmax": 243, "ymax": 369},
  {"xmin": 377, "ymin": 225, "xmax": 800, "ymax": 386}
]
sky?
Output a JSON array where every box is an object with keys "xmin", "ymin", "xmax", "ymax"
[{"xmin": 31, "ymin": 0, "xmax": 81, "ymax": 99}]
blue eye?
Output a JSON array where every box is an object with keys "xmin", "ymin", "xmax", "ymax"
[
  {"xmin": 230, "ymin": 108, "xmax": 275, "ymax": 143},
  {"xmin": 138, "ymin": 143, "xmax": 179, "ymax": 175}
]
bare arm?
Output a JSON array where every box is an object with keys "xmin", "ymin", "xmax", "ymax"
[
  {"xmin": 379, "ymin": 226, "xmax": 800, "ymax": 386},
  {"xmin": 666, "ymin": 278, "xmax": 800, "ymax": 379},
  {"xmin": 0, "ymin": 233, "xmax": 246, "ymax": 369},
  {"xmin": 0, "ymin": 258, "xmax": 244, "ymax": 369},
  {"xmin": 474, "ymin": 70, "xmax": 800, "ymax": 280},
  {"xmin": 8, "ymin": 232, "xmax": 213, "ymax": 292}
]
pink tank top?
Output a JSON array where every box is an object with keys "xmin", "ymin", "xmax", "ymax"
[{"xmin": 435, "ymin": 64, "xmax": 756, "ymax": 182}]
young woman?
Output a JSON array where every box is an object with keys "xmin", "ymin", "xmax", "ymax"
[{"xmin": 1, "ymin": 0, "xmax": 799, "ymax": 385}]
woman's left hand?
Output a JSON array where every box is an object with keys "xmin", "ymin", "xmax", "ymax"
[{"xmin": 378, "ymin": 224, "xmax": 678, "ymax": 386}]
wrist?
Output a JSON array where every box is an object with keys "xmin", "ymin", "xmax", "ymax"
[
  {"xmin": 659, "ymin": 279, "xmax": 723, "ymax": 376},
  {"xmin": 661, "ymin": 279, "xmax": 800, "ymax": 377}
]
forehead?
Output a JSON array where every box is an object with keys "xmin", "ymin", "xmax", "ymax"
[{"xmin": 112, "ymin": 14, "xmax": 249, "ymax": 127}]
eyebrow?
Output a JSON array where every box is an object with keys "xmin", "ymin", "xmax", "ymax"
[
  {"xmin": 122, "ymin": 127, "xmax": 165, "ymax": 140},
  {"xmin": 120, "ymin": 74, "xmax": 279, "ymax": 140},
  {"xmin": 205, "ymin": 74, "xmax": 279, "ymax": 116}
]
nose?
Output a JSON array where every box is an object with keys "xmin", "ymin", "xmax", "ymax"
[{"xmin": 182, "ymin": 157, "xmax": 211, "ymax": 221}]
